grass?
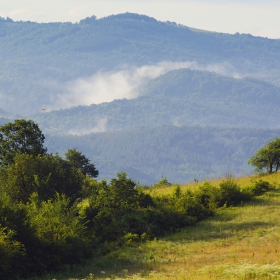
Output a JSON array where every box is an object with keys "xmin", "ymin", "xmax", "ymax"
[
  {"xmin": 27, "ymin": 173, "xmax": 280, "ymax": 280},
  {"xmin": 149, "ymin": 172, "xmax": 280, "ymax": 196}
]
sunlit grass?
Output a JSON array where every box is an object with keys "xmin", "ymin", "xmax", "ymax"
[{"xmin": 149, "ymin": 172, "xmax": 280, "ymax": 197}]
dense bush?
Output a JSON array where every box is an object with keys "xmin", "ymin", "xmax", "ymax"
[
  {"xmin": 0, "ymin": 153, "xmax": 84, "ymax": 203},
  {"xmin": 0, "ymin": 228, "xmax": 25, "ymax": 279},
  {"xmin": 247, "ymin": 179, "xmax": 272, "ymax": 196},
  {"xmin": 24, "ymin": 193, "xmax": 93, "ymax": 273},
  {"xmin": 218, "ymin": 175, "xmax": 252, "ymax": 206}
]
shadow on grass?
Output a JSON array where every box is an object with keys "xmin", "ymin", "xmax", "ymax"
[{"xmin": 167, "ymin": 196, "xmax": 278, "ymax": 243}]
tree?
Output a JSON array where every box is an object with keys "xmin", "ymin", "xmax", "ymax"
[
  {"xmin": 65, "ymin": 148, "xmax": 98, "ymax": 178},
  {"xmin": 0, "ymin": 120, "xmax": 47, "ymax": 167},
  {"xmin": 248, "ymin": 137, "xmax": 280, "ymax": 173},
  {"xmin": 0, "ymin": 153, "xmax": 84, "ymax": 203}
]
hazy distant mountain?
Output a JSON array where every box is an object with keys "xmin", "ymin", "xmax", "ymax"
[
  {"xmin": 31, "ymin": 69, "xmax": 280, "ymax": 134},
  {"xmin": 0, "ymin": 13, "xmax": 280, "ymax": 114},
  {"xmin": 45, "ymin": 125, "xmax": 280, "ymax": 184}
]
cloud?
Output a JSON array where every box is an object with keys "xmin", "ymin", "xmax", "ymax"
[
  {"xmin": 55, "ymin": 60, "xmax": 243, "ymax": 109},
  {"xmin": 0, "ymin": 60, "xmax": 268, "ymax": 114},
  {"xmin": 67, "ymin": 118, "xmax": 107, "ymax": 135}
]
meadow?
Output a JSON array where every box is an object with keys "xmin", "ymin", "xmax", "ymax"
[{"xmin": 27, "ymin": 173, "xmax": 280, "ymax": 280}]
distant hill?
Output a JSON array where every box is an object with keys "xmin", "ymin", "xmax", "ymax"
[
  {"xmin": 32, "ymin": 69, "xmax": 280, "ymax": 134},
  {"xmin": 45, "ymin": 125, "xmax": 280, "ymax": 184},
  {"xmin": 0, "ymin": 13, "xmax": 280, "ymax": 114}
]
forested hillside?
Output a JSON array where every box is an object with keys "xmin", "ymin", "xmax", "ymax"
[
  {"xmin": 0, "ymin": 13, "xmax": 280, "ymax": 114},
  {"xmin": 44, "ymin": 125, "xmax": 280, "ymax": 184},
  {"xmin": 32, "ymin": 69, "xmax": 280, "ymax": 134},
  {"xmin": 1, "ymin": 12, "xmax": 280, "ymax": 183}
]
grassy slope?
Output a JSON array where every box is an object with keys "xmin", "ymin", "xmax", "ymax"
[{"xmin": 29, "ymin": 173, "xmax": 280, "ymax": 280}]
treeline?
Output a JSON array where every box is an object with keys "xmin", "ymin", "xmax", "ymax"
[
  {"xmin": 0, "ymin": 119, "xmax": 273, "ymax": 279},
  {"xmin": 45, "ymin": 125, "xmax": 280, "ymax": 184}
]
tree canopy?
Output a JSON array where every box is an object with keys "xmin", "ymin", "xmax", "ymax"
[
  {"xmin": 0, "ymin": 120, "xmax": 98, "ymax": 203},
  {"xmin": 0, "ymin": 119, "xmax": 47, "ymax": 167},
  {"xmin": 65, "ymin": 148, "xmax": 98, "ymax": 178},
  {"xmin": 248, "ymin": 137, "xmax": 280, "ymax": 173}
]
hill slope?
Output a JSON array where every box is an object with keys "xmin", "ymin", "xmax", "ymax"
[
  {"xmin": 45, "ymin": 125, "xmax": 280, "ymax": 184},
  {"xmin": 33, "ymin": 69, "xmax": 280, "ymax": 134},
  {"xmin": 1, "ymin": 13, "xmax": 280, "ymax": 114}
]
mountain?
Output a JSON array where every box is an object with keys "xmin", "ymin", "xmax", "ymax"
[
  {"xmin": 44, "ymin": 125, "xmax": 280, "ymax": 184},
  {"xmin": 0, "ymin": 13, "xmax": 280, "ymax": 114},
  {"xmin": 1, "ymin": 13, "xmax": 280, "ymax": 183},
  {"xmin": 31, "ymin": 69, "xmax": 280, "ymax": 134}
]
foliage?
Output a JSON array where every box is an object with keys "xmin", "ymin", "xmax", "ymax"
[
  {"xmin": 154, "ymin": 176, "xmax": 172, "ymax": 188},
  {"xmin": 0, "ymin": 153, "xmax": 84, "ymax": 203},
  {"xmin": 24, "ymin": 193, "xmax": 92, "ymax": 273},
  {"xmin": 248, "ymin": 137, "xmax": 280, "ymax": 173},
  {"xmin": 85, "ymin": 173, "xmax": 154, "ymax": 244},
  {"xmin": 65, "ymin": 148, "xmax": 98, "ymax": 178},
  {"xmin": 0, "ymin": 228, "xmax": 25, "ymax": 279},
  {"xmin": 247, "ymin": 179, "xmax": 272, "ymax": 196},
  {"xmin": 218, "ymin": 174, "xmax": 251, "ymax": 206},
  {"xmin": 0, "ymin": 119, "xmax": 47, "ymax": 167}
]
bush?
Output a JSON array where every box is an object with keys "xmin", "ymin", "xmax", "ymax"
[
  {"xmin": 219, "ymin": 175, "xmax": 250, "ymax": 206},
  {"xmin": 194, "ymin": 181, "xmax": 221, "ymax": 213},
  {"xmin": 248, "ymin": 180, "xmax": 271, "ymax": 196},
  {"xmin": 0, "ymin": 228, "xmax": 26, "ymax": 279},
  {"xmin": 25, "ymin": 193, "xmax": 93, "ymax": 273}
]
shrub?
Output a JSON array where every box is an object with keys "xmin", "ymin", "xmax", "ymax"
[
  {"xmin": 25, "ymin": 193, "xmax": 93, "ymax": 273},
  {"xmin": 248, "ymin": 180, "xmax": 271, "ymax": 196},
  {"xmin": 194, "ymin": 181, "xmax": 221, "ymax": 213},
  {"xmin": 219, "ymin": 175, "xmax": 249, "ymax": 206},
  {"xmin": 0, "ymin": 228, "xmax": 26, "ymax": 279}
]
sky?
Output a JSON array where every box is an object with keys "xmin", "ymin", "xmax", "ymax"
[{"xmin": 0, "ymin": 0, "xmax": 279, "ymax": 39}]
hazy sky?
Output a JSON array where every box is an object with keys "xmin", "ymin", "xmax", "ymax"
[{"xmin": 1, "ymin": 0, "xmax": 279, "ymax": 39}]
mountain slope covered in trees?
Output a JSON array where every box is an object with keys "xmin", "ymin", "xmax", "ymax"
[
  {"xmin": 44, "ymin": 125, "xmax": 280, "ymax": 184},
  {"xmin": 31, "ymin": 69, "xmax": 280, "ymax": 134},
  {"xmin": 0, "ymin": 13, "xmax": 280, "ymax": 114}
]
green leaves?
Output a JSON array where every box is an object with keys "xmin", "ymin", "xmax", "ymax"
[
  {"xmin": 0, "ymin": 153, "xmax": 85, "ymax": 203},
  {"xmin": 66, "ymin": 148, "xmax": 98, "ymax": 178},
  {"xmin": 248, "ymin": 137, "xmax": 280, "ymax": 173},
  {"xmin": 0, "ymin": 119, "xmax": 47, "ymax": 167}
]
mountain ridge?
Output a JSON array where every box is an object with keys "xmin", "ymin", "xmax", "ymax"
[
  {"xmin": 0, "ymin": 13, "xmax": 280, "ymax": 114},
  {"xmin": 29, "ymin": 68, "xmax": 280, "ymax": 135}
]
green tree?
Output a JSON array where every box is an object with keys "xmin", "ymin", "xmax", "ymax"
[
  {"xmin": 65, "ymin": 148, "xmax": 98, "ymax": 178},
  {"xmin": 0, "ymin": 119, "xmax": 47, "ymax": 167},
  {"xmin": 0, "ymin": 153, "xmax": 84, "ymax": 203},
  {"xmin": 248, "ymin": 137, "xmax": 280, "ymax": 173}
]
